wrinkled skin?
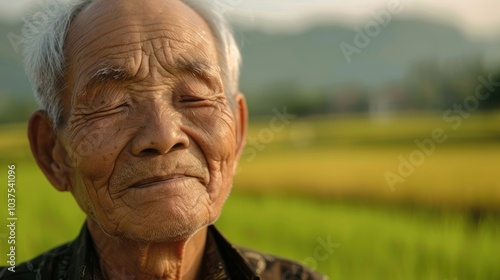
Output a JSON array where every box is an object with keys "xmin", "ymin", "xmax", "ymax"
[{"xmin": 28, "ymin": 0, "xmax": 247, "ymax": 279}]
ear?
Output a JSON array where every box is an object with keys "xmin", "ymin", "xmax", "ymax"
[
  {"xmin": 28, "ymin": 110, "xmax": 72, "ymax": 192},
  {"xmin": 233, "ymin": 93, "xmax": 248, "ymax": 161}
]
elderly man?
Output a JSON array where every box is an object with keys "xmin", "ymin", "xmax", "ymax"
[{"xmin": 0, "ymin": 0, "xmax": 326, "ymax": 279}]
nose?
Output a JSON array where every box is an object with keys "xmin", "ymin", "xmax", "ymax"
[{"xmin": 130, "ymin": 107, "xmax": 189, "ymax": 156}]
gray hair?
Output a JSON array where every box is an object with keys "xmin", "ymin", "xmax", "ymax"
[{"xmin": 22, "ymin": 0, "xmax": 241, "ymax": 128}]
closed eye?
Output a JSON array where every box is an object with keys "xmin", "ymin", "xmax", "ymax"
[
  {"xmin": 180, "ymin": 95, "xmax": 205, "ymax": 103},
  {"xmin": 116, "ymin": 103, "xmax": 129, "ymax": 109},
  {"xmin": 103, "ymin": 103, "xmax": 128, "ymax": 111},
  {"xmin": 91, "ymin": 103, "xmax": 128, "ymax": 117}
]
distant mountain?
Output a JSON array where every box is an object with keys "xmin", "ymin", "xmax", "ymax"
[{"xmin": 233, "ymin": 19, "xmax": 500, "ymax": 96}]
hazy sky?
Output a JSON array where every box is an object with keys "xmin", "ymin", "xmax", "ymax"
[{"xmin": 1, "ymin": 0, "xmax": 499, "ymax": 39}]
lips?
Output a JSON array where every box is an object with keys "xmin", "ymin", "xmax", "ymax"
[
  {"xmin": 112, "ymin": 157, "xmax": 210, "ymax": 192},
  {"xmin": 130, "ymin": 175, "xmax": 194, "ymax": 188}
]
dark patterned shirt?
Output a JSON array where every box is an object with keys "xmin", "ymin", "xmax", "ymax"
[{"xmin": 0, "ymin": 224, "xmax": 327, "ymax": 280}]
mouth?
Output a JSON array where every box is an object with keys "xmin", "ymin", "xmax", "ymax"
[{"xmin": 130, "ymin": 175, "xmax": 194, "ymax": 189}]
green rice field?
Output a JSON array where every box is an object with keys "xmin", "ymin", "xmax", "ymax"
[{"xmin": 1, "ymin": 112, "xmax": 499, "ymax": 279}]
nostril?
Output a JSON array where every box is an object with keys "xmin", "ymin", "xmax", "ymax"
[
  {"xmin": 171, "ymin": 143, "xmax": 184, "ymax": 150},
  {"xmin": 138, "ymin": 143, "xmax": 186, "ymax": 156},
  {"xmin": 140, "ymin": 148, "xmax": 158, "ymax": 156}
]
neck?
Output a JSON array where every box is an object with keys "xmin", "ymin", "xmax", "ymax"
[{"xmin": 87, "ymin": 219, "xmax": 207, "ymax": 280}]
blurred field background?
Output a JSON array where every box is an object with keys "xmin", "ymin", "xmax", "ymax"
[
  {"xmin": 1, "ymin": 112, "xmax": 499, "ymax": 278},
  {"xmin": 2, "ymin": 0, "xmax": 500, "ymax": 279}
]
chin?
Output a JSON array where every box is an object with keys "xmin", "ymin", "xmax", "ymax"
[
  {"xmin": 103, "ymin": 209, "xmax": 214, "ymax": 243},
  {"xmin": 91, "ymin": 186, "xmax": 223, "ymax": 242}
]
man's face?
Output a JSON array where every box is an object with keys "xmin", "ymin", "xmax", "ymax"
[{"xmin": 55, "ymin": 0, "xmax": 245, "ymax": 242}]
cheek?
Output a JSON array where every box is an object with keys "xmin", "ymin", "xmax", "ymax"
[
  {"xmin": 189, "ymin": 105, "xmax": 238, "ymax": 160},
  {"xmin": 67, "ymin": 118, "xmax": 128, "ymax": 188},
  {"xmin": 184, "ymin": 105, "xmax": 238, "ymax": 203},
  {"xmin": 65, "ymin": 117, "xmax": 135, "ymax": 220}
]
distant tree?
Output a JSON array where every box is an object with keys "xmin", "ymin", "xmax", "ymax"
[
  {"xmin": 479, "ymin": 72, "xmax": 500, "ymax": 111},
  {"xmin": 405, "ymin": 57, "xmax": 486, "ymax": 111}
]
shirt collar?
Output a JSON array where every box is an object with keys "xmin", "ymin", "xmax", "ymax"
[
  {"xmin": 64, "ymin": 223, "xmax": 101, "ymax": 280},
  {"xmin": 206, "ymin": 226, "xmax": 260, "ymax": 280},
  {"xmin": 65, "ymin": 223, "xmax": 259, "ymax": 280}
]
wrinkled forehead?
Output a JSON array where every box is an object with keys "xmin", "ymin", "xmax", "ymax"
[{"xmin": 65, "ymin": 0, "xmax": 218, "ymax": 87}]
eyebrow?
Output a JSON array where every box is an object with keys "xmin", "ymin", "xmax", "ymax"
[
  {"xmin": 175, "ymin": 60, "xmax": 221, "ymax": 81},
  {"xmin": 82, "ymin": 66, "xmax": 131, "ymax": 97},
  {"xmin": 174, "ymin": 60, "xmax": 223, "ymax": 92},
  {"xmin": 83, "ymin": 60, "xmax": 222, "ymax": 95}
]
